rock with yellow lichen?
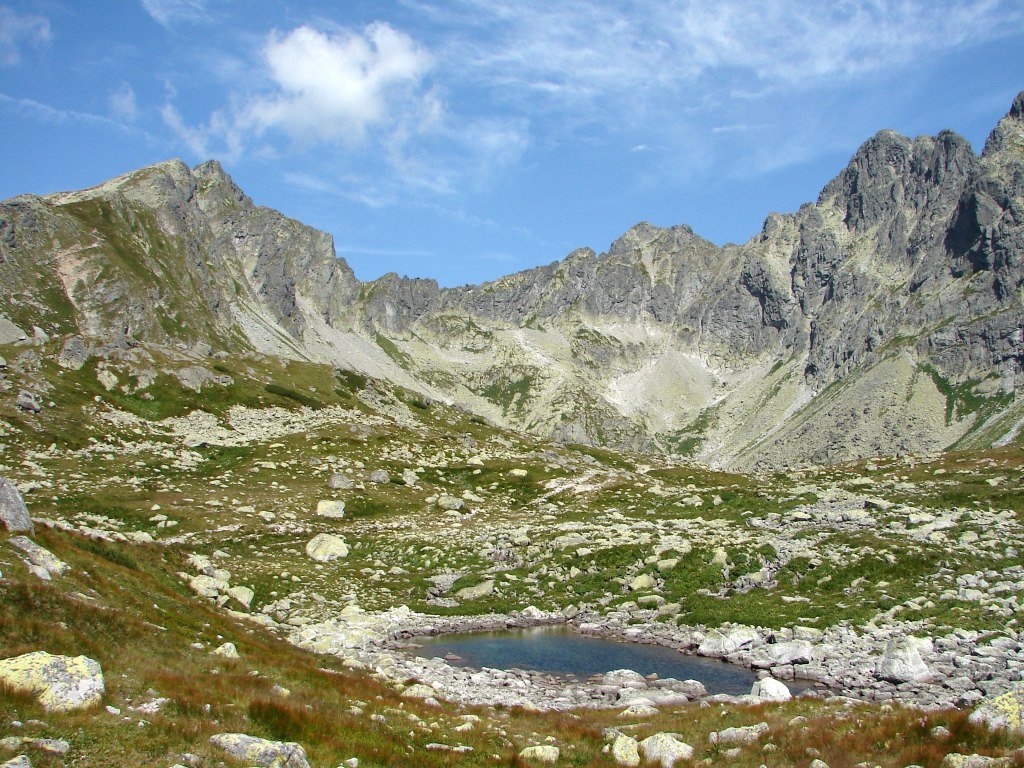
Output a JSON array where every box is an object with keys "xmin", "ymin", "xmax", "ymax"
[
  {"xmin": 0, "ymin": 651, "xmax": 104, "ymax": 712},
  {"xmin": 969, "ymin": 684, "xmax": 1024, "ymax": 734},
  {"xmin": 209, "ymin": 733, "xmax": 310, "ymax": 768}
]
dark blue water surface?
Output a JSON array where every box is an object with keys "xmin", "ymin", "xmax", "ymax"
[{"xmin": 411, "ymin": 626, "xmax": 814, "ymax": 696}]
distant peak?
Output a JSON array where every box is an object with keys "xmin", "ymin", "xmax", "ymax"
[{"xmin": 982, "ymin": 90, "xmax": 1024, "ymax": 158}]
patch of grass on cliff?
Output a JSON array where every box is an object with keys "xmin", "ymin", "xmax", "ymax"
[
  {"xmin": 481, "ymin": 373, "xmax": 536, "ymax": 415},
  {"xmin": 264, "ymin": 383, "xmax": 325, "ymax": 409}
]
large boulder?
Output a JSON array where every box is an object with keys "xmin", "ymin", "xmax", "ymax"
[
  {"xmin": 0, "ymin": 478, "xmax": 33, "ymax": 534},
  {"xmin": 752, "ymin": 640, "xmax": 813, "ymax": 668},
  {"xmin": 611, "ymin": 734, "xmax": 641, "ymax": 766},
  {"xmin": 710, "ymin": 722, "xmax": 769, "ymax": 745},
  {"xmin": 968, "ymin": 685, "xmax": 1024, "ymax": 734},
  {"xmin": 56, "ymin": 336, "xmax": 89, "ymax": 370},
  {"xmin": 629, "ymin": 573, "xmax": 655, "ymax": 591},
  {"xmin": 315, "ymin": 500, "xmax": 346, "ymax": 519},
  {"xmin": 437, "ymin": 495, "xmax": 464, "ymax": 511},
  {"xmin": 455, "ymin": 579, "xmax": 494, "ymax": 600},
  {"xmin": 0, "ymin": 652, "xmax": 104, "ymax": 712},
  {"xmin": 697, "ymin": 626, "xmax": 760, "ymax": 657},
  {"xmin": 305, "ymin": 533, "xmax": 349, "ymax": 562},
  {"xmin": 751, "ymin": 676, "xmax": 791, "ymax": 701},
  {"xmin": 639, "ymin": 733, "xmax": 694, "ymax": 767},
  {"xmin": 877, "ymin": 637, "xmax": 933, "ymax": 683},
  {"xmin": 209, "ymin": 734, "xmax": 310, "ymax": 768}
]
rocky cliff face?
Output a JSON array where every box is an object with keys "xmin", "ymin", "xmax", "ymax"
[{"xmin": 2, "ymin": 94, "xmax": 1023, "ymax": 469}]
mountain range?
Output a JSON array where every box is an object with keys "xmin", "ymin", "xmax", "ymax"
[{"xmin": 2, "ymin": 92, "xmax": 1023, "ymax": 469}]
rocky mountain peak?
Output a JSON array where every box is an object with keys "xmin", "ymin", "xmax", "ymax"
[
  {"xmin": 982, "ymin": 90, "xmax": 1024, "ymax": 159},
  {"xmin": 193, "ymin": 159, "xmax": 254, "ymax": 214}
]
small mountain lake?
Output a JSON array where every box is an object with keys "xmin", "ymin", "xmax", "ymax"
[{"xmin": 410, "ymin": 626, "xmax": 817, "ymax": 696}]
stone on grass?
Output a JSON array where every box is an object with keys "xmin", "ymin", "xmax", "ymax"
[
  {"xmin": 629, "ymin": 573, "xmax": 655, "ymax": 591},
  {"xmin": 942, "ymin": 754, "xmax": 1012, "ymax": 768},
  {"xmin": 401, "ymin": 683, "xmax": 438, "ymax": 700},
  {"xmin": 611, "ymin": 734, "xmax": 641, "ymax": 767},
  {"xmin": 437, "ymin": 495, "xmax": 465, "ymax": 511},
  {"xmin": 710, "ymin": 722, "xmax": 769, "ymax": 746},
  {"xmin": 969, "ymin": 685, "xmax": 1024, "ymax": 733},
  {"xmin": 877, "ymin": 637, "xmax": 933, "ymax": 683},
  {"xmin": 226, "ymin": 585, "xmax": 254, "ymax": 610},
  {"xmin": 209, "ymin": 733, "xmax": 310, "ymax": 768},
  {"xmin": 0, "ymin": 478, "xmax": 33, "ymax": 534},
  {"xmin": 327, "ymin": 473, "xmax": 353, "ymax": 490},
  {"xmin": 519, "ymin": 745, "xmax": 559, "ymax": 763},
  {"xmin": 8, "ymin": 537, "xmax": 67, "ymax": 578},
  {"xmin": 0, "ymin": 651, "xmax": 104, "ymax": 712},
  {"xmin": 57, "ymin": 336, "xmax": 88, "ymax": 370},
  {"xmin": 315, "ymin": 500, "xmax": 346, "ymax": 519},
  {"xmin": 305, "ymin": 533, "xmax": 349, "ymax": 562},
  {"xmin": 1, "ymin": 756, "xmax": 32, "ymax": 768},
  {"xmin": 212, "ymin": 642, "xmax": 239, "ymax": 659},
  {"xmin": 619, "ymin": 703, "xmax": 660, "ymax": 719},
  {"xmin": 751, "ymin": 676, "xmax": 791, "ymax": 701},
  {"xmin": 367, "ymin": 469, "xmax": 390, "ymax": 484},
  {"xmin": 639, "ymin": 733, "xmax": 693, "ymax": 767},
  {"xmin": 16, "ymin": 391, "xmax": 40, "ymax": 413},
  {"xmin": 455, "ymin": 579, "xmax": 494, "ymax": 600}
]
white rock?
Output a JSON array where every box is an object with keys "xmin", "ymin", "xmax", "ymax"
[
  {"xmin": 209, "ymin": 733, "xmax": 310, "ymax": 768},
  {"xmin": 455, "ymin": 579, "xmax": 494, "ymax": 600},
  {"xmin": 639, "ymin": 733, "xmax": 694, "ymax": 767},
  {"xmin": 697, "ymin": 626, "xmax": 759, "ymax": 657},
  {"xmin": 877, "ymin": 637, "xmax": 933, "ymax": 683},
  {"xmin": 629, "ymin": 573, "xmax": 655, "ymax": 591},
  {"xmin": 0, "ymin": 651, "xmax": 104, "ymax": 712},
  {"xmin": 611, "ymin": 734, "xmax": 641, "ymax": 767},
  {"xmin": 519, "ymin": 745, "xmax": 559, "ymax": 763},
  {"xmin": 305, "ymin": 533, "xmax": 349, "ymax": 562},
  {"xmin": 316, "ymin": 500, "xmax": 346, "ymax": 519},
  {"xmin": 212, "ymin": 642, "xmax": 239, "ymax": 659},
  {"xmin": 8, "ymin": 537, "xmax": 66, "ymax": 577},
  {"xmin": 437, "ymin": 495, "xmax": 465, "ymax": 511},
  {"xmin": 751, "ymin": 677, "xmax": 791, "ymax": 701},
  {"xmin": 227, "ymin": 586, "xmax": 254, "ymax": 610}
]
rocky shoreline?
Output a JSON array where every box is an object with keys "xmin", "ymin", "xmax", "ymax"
[{"xmin": 277, "ymin": 604, "xmax": 1023, "ymax": 713}]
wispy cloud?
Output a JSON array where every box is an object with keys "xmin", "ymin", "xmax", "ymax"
[
  {"xmin": 0, "ymin": 92, "xmax": 133, "ymax": 132},
  {"xmin": 140, "ymin": 0, "xmax": 208, "ymax": 27},
  {"xmin": 108, "ymin": 82, "xmax": 138, "ymax": 123},
  {"xmin": 0, "ymin": 5, "xmax": 50, "ymax": 66},
  {"xmin": 432, "ymin": 0, "xmax": 1024, "ymax": 109}
]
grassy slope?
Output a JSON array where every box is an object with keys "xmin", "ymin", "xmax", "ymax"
[{"xmin": 1, "ymin": 341, "xmax": 1023, "ymax": 765}]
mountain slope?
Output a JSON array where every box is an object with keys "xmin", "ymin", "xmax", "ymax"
[{"xmin": 2, "ymin": 94, "xmax": 1023, "ymax": 468}]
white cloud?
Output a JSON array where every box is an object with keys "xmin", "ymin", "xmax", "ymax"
[
  {"xmin": 109, "ymin": 82, "xmax": 138, "ymax": 123},
  {"xmin": 140, "ymin": 0, "xmax": 207, "ymax": 27},
  {"xmin": 0, "ymin": 6, "xmax": 50, "ymax": 66},
  {"xmin": 245, "ymin": 24, "xmax": 434, "ymax": 145},
  {"xmin": 163, "ymin": 23, "xmax": 438, "ymax": 160}
]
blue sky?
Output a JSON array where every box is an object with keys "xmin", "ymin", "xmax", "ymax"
[{"xmin": 2, "ymin": 1, "xmax": 1023, "ymax": 287}]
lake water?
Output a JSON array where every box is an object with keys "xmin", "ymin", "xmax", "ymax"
[{"xmin": 411, "ymin": 626, "xmax": 815, "ymax": 696}]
